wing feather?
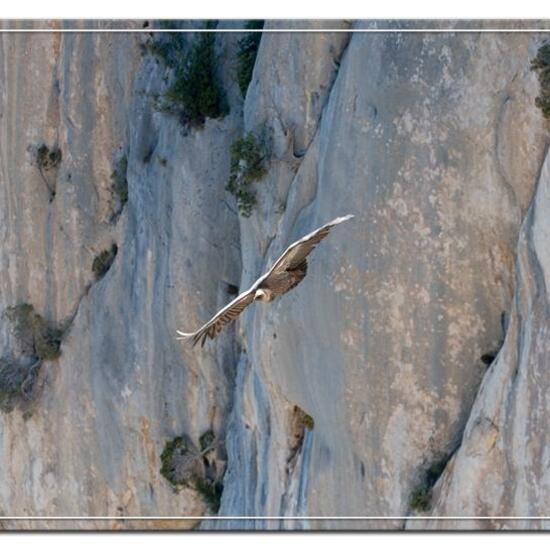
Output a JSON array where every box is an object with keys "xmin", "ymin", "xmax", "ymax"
[
  {"xmin": 177, "ymin": 214, "xmax": 354, "ymax": 348},
  {"xmin": 176, "ymin": 288, "xmax": 256, "ymax": 347},
  {"xmin": 263, "ymin": 214, "xmax": 354, "ymax": 279}
]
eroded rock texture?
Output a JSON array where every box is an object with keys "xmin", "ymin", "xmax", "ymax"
[
  {"xmin": 409, "ymin": 150, "xmax": 550, "ymax": 531},
  {"xmin": 212, "ymin": 24, "xmax": 549, "ymax": 530},
  {"xmin": 0, "ymin": 21, "xmax": 241, "ymax": 529},
  {"xmin": 0, "ymin": 20, "xmax": 549, "ymax": 531}
]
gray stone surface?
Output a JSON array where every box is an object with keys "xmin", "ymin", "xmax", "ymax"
[
  {"xmin": 408, "ymin": 149, "xmax": 550, "ymax": 531},
  {"xmin": 0, "ymin": 21, "xmax": 549, "ymax": 531},
  {"xmin": 0, "ymin": 24, "xmax": 242, "ymax": 529},
  {"xmin": 215, "ymin": 27, "xmax": 549, "ymax": 530}
]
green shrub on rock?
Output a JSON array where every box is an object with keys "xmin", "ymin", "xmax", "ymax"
[
  {"xmin": 409, "ymin": 453, "xmax": 452, "ymax": 513},
  {"xmin": 236, "ymin": 20, "xmax": 264, "ymax": 97},
  {"xmin": 92, "ymin": 244, "xmax": 118, "ymax": 281},
  {"xmin": 36, "ymin": 144, "xmax": 62, "ymax": 171},
  {"xmin": 159, "ymin": 430, "xmax": 223, "ymax": 512},
  {"xmin": 111, "ymin": 155, "xmax": 128, "ymax": 208},
  {"xmin": 6, "ymin": 304, "xmax": 63, "ymax": 361},
  {"xmin": 150, "ymin": 23, "xmax": 228, "ymax": 128},
  {"xmin": 531, "ymin": 43, "xmax": 550, "ymax": 119},
  {"xmin": 226, "ymin": 132, "xmax": 267, "ymax": 217},
  {"xmin": 35, "ymin": 144, "xmax": 62, "ymax": 201},
  {"xmin": 0, "ymin": 358, "xmax": 40, "ymax": 413}
]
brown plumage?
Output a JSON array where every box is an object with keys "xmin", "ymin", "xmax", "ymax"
[{"xmin": 176, "ymin": 214, "xmax": 354, "ymax": 347}]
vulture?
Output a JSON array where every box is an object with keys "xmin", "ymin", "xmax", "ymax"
[{"xmin": 177, "ymin": 214, "xmax": 354, "ymax": 347}]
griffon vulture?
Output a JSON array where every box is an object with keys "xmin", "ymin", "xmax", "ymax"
[{"xmin": 177, "ymin": 214, "xmax": 354, "ymax": 347}]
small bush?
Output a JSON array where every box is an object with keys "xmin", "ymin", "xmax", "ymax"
[
  {"xmin": 194, "ymin": 478, "xmax": 223, "ymax": 513},
  {"xmin": 287, "ymin": 406, "xmax": 314, "ymax": 468},
  {"xmin": 162, "ymin": 29, "xmax": 228, "ymax": 127},
  {"xmin": 92, "ymin": 244, "xmax": 118, "ymax": 280},
  {"xmin": 159, "ymin": 436, "xmax": 183, "ymax": 486},
  {"xmin": 34, "ymin": 327, "xmax": 62, "ymax": 361},
  {"xmin": 6, "ymin": 303, "xmax": 63, "ymax": 361},
  {"xmin": 160, "ymin": 431, "xmax": 224, "ymax": 512},
  {"xmin": 37, "ymin": 144, "xmax": 62, "ymax": 171},
  {"xmin": 199, "ymin": 429, "xmax": 216, "ymax": 452},
  {"xmin": 1, "ymin": 303, "xmax": 65, "ymax": 413},
  {"xmin": 409, "ymin": 486, "xmax": 432, "ymax": 512},
  {"xmin": 111, "ymin": 155, "xmax": 128, "ymax": 209},
  {"xmin": 0, "ymin": 358, "xmax": 40, "ymax": 413},
  {"xmin": 226, "ymin": 132, "xmax": 267, "ymax": 217},
  {"xmin": 409, "ymin": 454, "xmax": 451, "ymax": 513},
  {"xmin": 35, "ymin": 144, "xmax": 62, "ymax": 201},
  {"xmin": 294, "ymin": 406, "xmax": 315, "ymax": 431},
  {"xmin": 160, "ymin": 435, "xmax": 203, "ymax": 488},
  {"xmin": 531, "ymin": 43, "xmax": 550, "ymax": 119},
  {"xmin": 236, "ymin": 20, "xmax": 264, "ymax": 97},
  {"xmin": 302, "ymin": 413, "xmax": 315, "ymax": 431}
]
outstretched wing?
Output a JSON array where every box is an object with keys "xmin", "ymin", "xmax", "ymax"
[
  {"xmin": 176, "ymin": 288, "xmax": 256, "ymax": 348},
  {"xmin": 262, "ymin": 214, "xmax": 354, "ymax": 279}
]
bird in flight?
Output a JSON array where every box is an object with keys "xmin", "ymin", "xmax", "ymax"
[{"xmin": 177, "ymin": 214, "xmax": 354, "ymax": 347}]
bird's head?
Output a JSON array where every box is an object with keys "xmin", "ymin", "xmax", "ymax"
[{"xmin": 254, "ymin": 288, "xmax": 273, "ymax": 303}]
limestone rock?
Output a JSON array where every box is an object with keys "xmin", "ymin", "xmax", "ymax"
[
  {"xmin": 409, "ymin": 150, "xmax": 550, "ymax": 531},
  {"xmin": 0, "ymin": 20, "xmax": 549, "ymax": 531},
  {"xmin": 214, "ymin": 25, "xmax": 549, "ymax": 530}
]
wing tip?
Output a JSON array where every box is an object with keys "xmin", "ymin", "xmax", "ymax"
[
  {"xmin": 177, "ymin": 329, "xmax": 210, "ymax": 348},
  {"xmin": 176, "ymin": 330, "xmax": 195, "ymax": 341},
  {"xmin": 333, "ymin": 214, "xmax": 355, "ymax": 224}
]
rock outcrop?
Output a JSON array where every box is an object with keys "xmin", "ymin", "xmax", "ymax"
[
  {"xmin": 212, "ymin": 23, "xmax": 550, "ymax": 530},
  {"xmin": 408, "ymin": 149, "xmax": 550, "ymax": 531},
  {"xmin": 0, "ymin": 21, "xmax": 241, "ymax": 529}
]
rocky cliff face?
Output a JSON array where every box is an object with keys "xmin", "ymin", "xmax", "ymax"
[
  {"xmin": 0, "ymin": 20, "xmax": 549, "ymax": 530},
  {"xmin": 409, "ymin": 150, "xmax": 550, "ymax": 531}
]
